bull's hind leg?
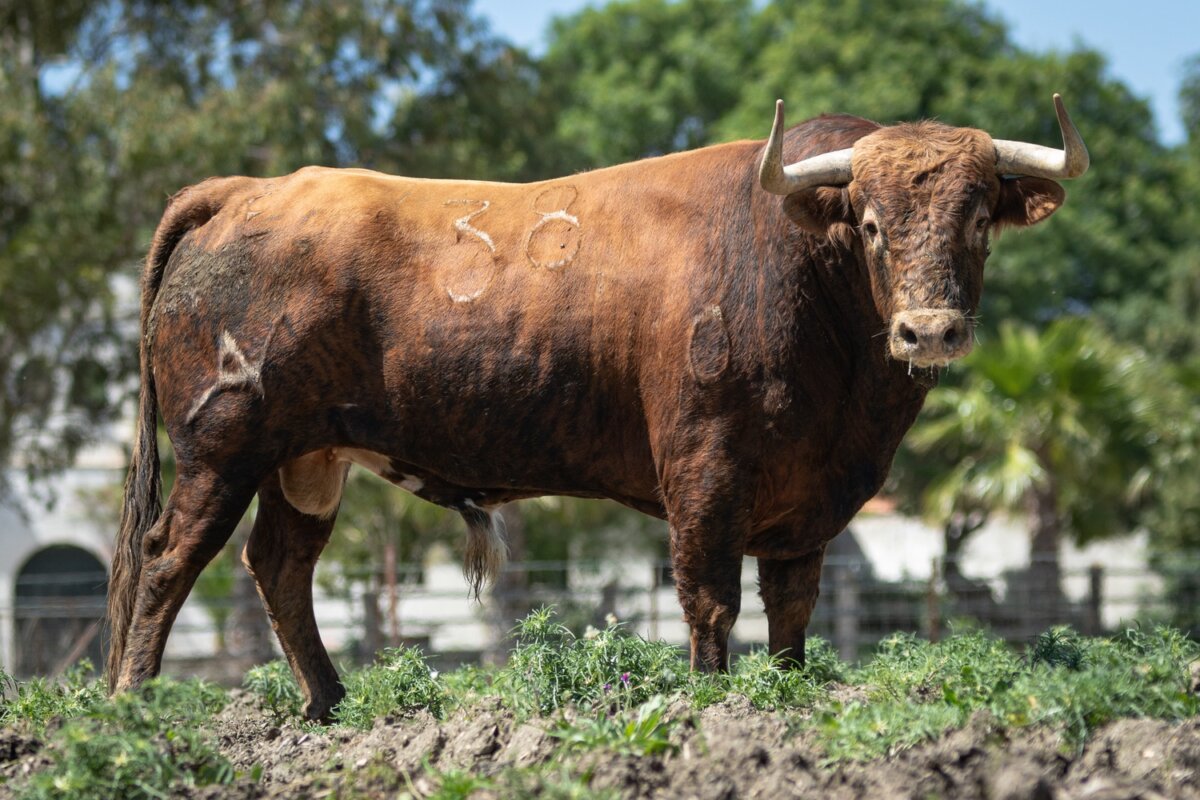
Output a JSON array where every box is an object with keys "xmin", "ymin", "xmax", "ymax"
[
  {"xmin": 114, "ymin": 467, "xmax": 256, "ymax": 692},
  {"xmin": 757, "ymin": 545, "xmax": 825, "ymax": 668},
  {"xmin": 244, "ymin": 472, "xmax": 344, "ymax": 722}
]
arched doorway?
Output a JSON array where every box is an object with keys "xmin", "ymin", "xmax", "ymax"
[{"xmin": 14, "ymin": 545, "xmax": 108, "ymax": 676}]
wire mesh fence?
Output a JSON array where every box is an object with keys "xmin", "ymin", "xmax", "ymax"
[{"xmin": 0, "ymin": 553, "xmax": 1185, "ymax": 679}]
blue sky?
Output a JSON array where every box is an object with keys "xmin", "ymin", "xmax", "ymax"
[{"xmin": 474, "ymin": 0, "xmax": 1198, "ymax": 145}]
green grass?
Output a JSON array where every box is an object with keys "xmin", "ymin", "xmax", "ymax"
[
  {"xmin": 239, "ymin": 610, "xmax": 1200, "ymax": 765},
  {"xmin": 5, "ymin": 611, "xmax": 1199, "ymax": 798},
  {"xmin": 388, "ymin": 763, "xmax": 617, "ymax": 800},
  {"xmin": 690, "ymin": 638, "xmax": 844, "ymax": 711},
  {"xmin": 244, "ymin": 649, "xmax": 448, "ymax": 728}
]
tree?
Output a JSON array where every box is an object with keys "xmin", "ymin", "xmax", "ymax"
[
  {"xmin": 0, "ymin": 8, "xmax": 134, "ymax": 501},
  {"xmin": 541, "ymin": 0, "xmax": 757, "ymax": 168},
  {"xmin": 891, "ymin": 319, "xmax": 1155, "ymax": 617}
]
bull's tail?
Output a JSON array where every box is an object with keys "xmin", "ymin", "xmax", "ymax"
[
  {"xmin": 106, "ymin": 182, "xmax": 229, "ymax": 691},
  {"xmin": 460, "ymin": 503, "xmax": 509, "ymax": 600}
]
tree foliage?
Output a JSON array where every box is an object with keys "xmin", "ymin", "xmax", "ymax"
[
  {"xmin": 1, "ymin": 0, "xmax": 1198, "ymax": 578},
  {"xmin": 890, "ymin": 319, "xmax": 1155, "ymax": 552}
]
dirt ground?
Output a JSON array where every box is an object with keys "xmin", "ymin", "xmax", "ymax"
[{"xmin": 4, "ymin": 689, "xmax": 1200, "ymax": 799}]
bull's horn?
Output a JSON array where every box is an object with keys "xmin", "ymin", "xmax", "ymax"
[
  {"xmin": 759, "ymin": 99, "xmax": 854, "ymax": 196},
  {"xmin": 993, "ymin": 93, "xmax": 1089, "ymax": 180}
]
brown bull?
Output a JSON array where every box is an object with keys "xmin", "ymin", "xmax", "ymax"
[{"xmin": 107, "ymin": 95, "xmax": 1087, "ymax": 720}]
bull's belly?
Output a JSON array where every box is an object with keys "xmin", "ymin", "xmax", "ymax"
[{"xmin": 288, "ymin": 392, "xmax": 664, "ymax": 517}]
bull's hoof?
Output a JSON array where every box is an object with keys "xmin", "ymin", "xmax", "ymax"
[{"xmin": 303, "ymin": 683, "xmax": 347, "ymax": 724}]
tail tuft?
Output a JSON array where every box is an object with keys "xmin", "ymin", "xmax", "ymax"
[{"xmin": 460, "ymin": 503, "xmax": 508, "ymax": 600}]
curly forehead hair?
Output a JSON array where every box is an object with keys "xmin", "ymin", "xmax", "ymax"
[{"xmin": 850, "ymin": 123, "xmax": 996, "ymax": 208}]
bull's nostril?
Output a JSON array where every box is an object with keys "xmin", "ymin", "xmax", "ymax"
[
  {"xmin": 898, "ymin": 324, "xmax": 918, "ymax": 346},
  {"xmin": 943, "ymin": 327, "xmax": 960, "ymax": 348}
]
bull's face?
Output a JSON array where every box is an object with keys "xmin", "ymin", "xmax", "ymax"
[
  {"xmin": 761, "ymin": 96, "xmax": 1086, "ymax": 370},
  {"xmin": 848, "ymin": 126, "xmax": 1064, "ymax": 367}
]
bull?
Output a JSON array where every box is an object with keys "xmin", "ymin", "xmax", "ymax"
[{"xmin": 107, "ymin": 95, "xmax": 1087, "ymax": 720}]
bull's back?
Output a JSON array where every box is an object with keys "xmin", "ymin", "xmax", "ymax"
[{"xmin": 150, "ymin": 166, "xmax": 687, "ymax": 502}]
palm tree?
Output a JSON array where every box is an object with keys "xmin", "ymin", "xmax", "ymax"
[{"xmin": 898, "ymin": 318, "xmax": 1154, "ymax": 623}]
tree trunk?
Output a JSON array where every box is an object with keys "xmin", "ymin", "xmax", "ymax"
[
  {"xmin": 384, "ymin": 535, "xmax": 400, "ymax": 646},
  {"xmin": 362, "ymin": 587, "xmax": 383, "ymax": 663},
  {"xmin": 941, "ymin": 511, "xmax": 998, "ymax": 625},
  {"xmin": 1027, "ymin": 484, "xmax": 1065, "ymax": 628}
]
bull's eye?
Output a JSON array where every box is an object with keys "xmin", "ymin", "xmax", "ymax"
[
  {"xmin": 862, "ymin": 221, "xmax": 879, "ymax": 239},
  {"xmin": 975, "ymin": 217, "xmax": 989, "ymax": 231}
]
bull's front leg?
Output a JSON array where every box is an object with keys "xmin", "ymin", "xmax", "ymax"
[
  {"xmin": 662, "ymin": 446, "xmax": 752, "ymax": 673},
  {"xmin": 757, "ymin": 545, "xmax": 826, "ymax": 668}
]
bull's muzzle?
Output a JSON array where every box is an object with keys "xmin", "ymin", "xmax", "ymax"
[{"xmin": 889, "ymin": 309, "xmax": 973, "ymax": 368}]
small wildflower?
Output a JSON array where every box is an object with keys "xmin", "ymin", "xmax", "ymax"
[
  {"xmin": 603, "ymin": 683, "xmax": 612, "ymax": 692},
  {"xmin": 605, "ymin": 612, "xmax": 619, "ymax": 626},
  {"xmin": 620, "ymin": 672, "xmax": 631, "ymax": 685},
  {"xmin": 584, "ymin": 625, "xmax": 600, "ymax": 640}
]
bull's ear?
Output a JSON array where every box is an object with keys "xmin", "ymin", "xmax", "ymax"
[
  {"xmin": 782, "ymin": 186, "xmax": 854, "ymax": 235},
  {"xmin": 994, "ymin": 176, "xmax": 1065, "ymax": 229}
]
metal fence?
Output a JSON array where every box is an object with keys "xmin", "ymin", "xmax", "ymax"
[{"xmin": 0, "ymin": 554, "xmax": 1182, "ymax": 679}]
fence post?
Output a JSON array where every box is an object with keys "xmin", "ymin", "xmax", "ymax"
[
  {"xmin": 833, "ymin": 562, "xmax": 860, "ymax": 662},
  {"xmin": 926, "ymin": 556, "xmax": 941, "ymax": 643},
  {"xmin": 1084, "ymin": 564, "xmax": 1104, "ymax": 636},
  {"xmin": 362, "ymin": 589, "xmax": 382, "ymax": 663},
  {"xmin": 648, "ymin": 563, "xmax": 660, "ymax": 641}
]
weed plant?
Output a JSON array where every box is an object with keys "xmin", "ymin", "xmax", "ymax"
[
  {"xmin": 404, "ymin": 763, "xmax": 617, "ymax": 800},
  {"xmin": 0, "ymin": 661, "xmax": 103, "ymax": 733},
  {"xmin": 497, "ymin": 607, "xmax": 686, "ymax": 716},
  {"xmin": 17, "ymin": 677, "xmax": 234, "ymax": 800},
  {"xmin": 7, "ymin": 611, "xmax": 1198, "ymax": 796},
  {"xmin": 997, "ymin": 625, "xmax": 1200, "ymax": 745},
  {"xmin": 244, "ymin": 659, "xmax": 304, "ymax": 720},
  {"xmin": 550, "ymin": 695, "xmax": 677, "ymax": 756},
  {"xmin": 807, "ymin": 624, "xmax": 1200, "ymax": 761},
  {"xmin": 440, "ymin": 663, "xmax": 492, "ymax": 711},
  {"xmin": 691, "ymin": 640, "xmax": 843, "ymax": 711},
  {"xmin": 489, "ymin": 767, "xmax": 618, "ymax": 800},
  {"xmin": 334, "ymin": 646, "xmax": 448, "ymax": 728}
]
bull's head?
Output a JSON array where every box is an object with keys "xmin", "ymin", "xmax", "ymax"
[{"xmin": 760, "ymin": 95, "xmax": 1088, "ymax": 368}]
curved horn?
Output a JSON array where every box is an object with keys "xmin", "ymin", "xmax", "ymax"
[
  {"xmin": 993, "ymin": 93, "xmax": 1089, "ymax": 180},
  {"xmin": 759, "ymin": 99, "xmax": 854, "ymax": 196}
]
